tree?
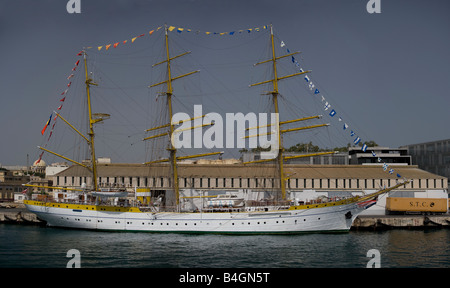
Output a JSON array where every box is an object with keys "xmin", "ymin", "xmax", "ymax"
[
  {"xmin": 360, "ymin": 140, "xmax": 378, "ymax": 147},
  {"xmin": 286, "ymin": 142, "xmax": 320, "ymax": 153}
]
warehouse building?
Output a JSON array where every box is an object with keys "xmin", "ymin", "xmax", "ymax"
[
  {"xmin": 51, "ymin": 162, "xmax": 448, "ymax": 215},
  {"xmin": 402, "ymin": 139, "xmax": 450, "ymax": 185}
]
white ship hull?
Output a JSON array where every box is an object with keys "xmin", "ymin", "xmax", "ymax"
[{"xmin": 24, "ymin": 200, "xmax": 369, "ymax": 234}]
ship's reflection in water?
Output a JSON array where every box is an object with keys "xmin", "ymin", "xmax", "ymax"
[{"xmin": 1, "ymin": 224, "xmax": 449, "ymax": 268}]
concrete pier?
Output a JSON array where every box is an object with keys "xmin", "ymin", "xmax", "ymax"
[
  {"xmin": 0, "ymin": 203, "xmax": 44, "ymax": 225},
  {"xmin": 352, "ymin": 215, "xmax": 450, "ymax": 230}
]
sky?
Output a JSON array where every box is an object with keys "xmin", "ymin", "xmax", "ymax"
[{"xmin": 1, "ymin": 0, "xmax": 449, "ymax": 166}]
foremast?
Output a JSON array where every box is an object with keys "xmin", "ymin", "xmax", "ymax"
[{"xmin": 83, "ymin": 51, "xmax": 99, "ymax": 191}]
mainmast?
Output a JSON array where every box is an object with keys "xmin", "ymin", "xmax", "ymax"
[
  {"xmin": 146, "ymin": 25, "xmax": 213, "ymax": 208},
  {"xmin": 163, "ymin": 25, "xmax": 179, "ymax": 206},
  {"xmin": 249, "ymin": 24, "xmax": 331, "ymax": 200}
]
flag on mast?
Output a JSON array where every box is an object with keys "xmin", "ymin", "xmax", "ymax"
[{"xmin": 41, "ymin": 114, "xmax": 52, "ymax": 135}]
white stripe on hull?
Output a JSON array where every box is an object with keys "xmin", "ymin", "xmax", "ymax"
[{"xmin": 25, "ymin": 203, "xmax": 365, "ymax": 234}]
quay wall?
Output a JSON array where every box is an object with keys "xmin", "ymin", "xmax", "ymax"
[
  {"xmin": 0, "ymin": 203, "xmax": 44, "ymax": 224},
  {"xmin": 352, "ymin": 215, "xmax": 450, "ymax": 230}
]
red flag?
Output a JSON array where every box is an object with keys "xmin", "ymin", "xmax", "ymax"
[
  {"xmin": 60, "ymin": 97, "xmax": 66, "ymax": 102},
  {"xmin": 41, "ymin": 114, "xmax": 52, "ymax": 135},
  {"xmin": 57, "ymin": 105, "xmax": 62, "ymax": 110},
  {"xmin": 67, "ymin": 82, "xmax": 71, "ymax": 87},
  {"xmin": 77, "ymin": 51, "xmax": 83, "ymax": 56},
  {"xmin": 37, "ymin": 151, "xmax": 44, "ymax": 163},
  {"xmin": 113, "ymin": 42, "xmax": 119, "ymax": 48},
  {"xmin": 75, "ymin": 60, "xmax": 80, "ymax": 66}
]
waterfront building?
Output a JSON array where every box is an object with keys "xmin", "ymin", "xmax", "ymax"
[
  {"xmin": 31, "ymin": 159, "xmax": 46, "ymax": 175},
  {"xmin": 0, "ymin": 170, "xmax": 30, "ymax": 202},
  {"xmin": 402, "ymin": 139, "xmax": 450, "ymax": 184},
  {"xmin": 348, "ymin": 147, "xmax": 412, "ymax": 165},
  {"xmin": 45, "ymin": 162, "xmax": 69, "ymax": 178},
  {"xmin": 242, "ymin": 151, "xmax": 349, "ymax": 165},
  {"xmin": 242, "ymin": 147, "xmax": 412, "ymax": 166},
  {"xmin": 49, "ymin": 162, "xmax": 448, "ymax": 215}
]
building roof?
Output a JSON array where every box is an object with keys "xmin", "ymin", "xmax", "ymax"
[
  {"xmin": 55, "ymin": 163, "xmax": 447, "ymax": 180},
  {"xmin": 33, "ymin": 159, "xmax": 46, "ymax": 167}
]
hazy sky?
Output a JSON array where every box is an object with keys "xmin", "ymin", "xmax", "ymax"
[{"xmin": 1, "ymin": 0, "xmax": 449, "ymax": 165}]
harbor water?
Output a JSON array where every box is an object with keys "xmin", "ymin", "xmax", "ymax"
[{"xmin": 1, "ymin": 224, "xmax": 449, "ymax": 269}]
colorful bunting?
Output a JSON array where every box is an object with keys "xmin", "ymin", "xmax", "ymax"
[
  {"xmin": 38, "ymin": 52, "xmax": 83, "ymax": 163},
  {"xmin": 362, "ymin": 144, "xmax": 368, "ymax": 152},
  {"xmin": 88, "ymin": 24, "xmax": 268, "ymax": 53},
  {"xmin": 280, "ymin": 38, "xmax": 405, "ymax": 180},
  {"xmin": 38, "ymin": 25, "xmax": 406, "ymax": 183}
]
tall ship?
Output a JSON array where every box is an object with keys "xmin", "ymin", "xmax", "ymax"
[{"xmin": 24, "ymin": 24, "xmax": 408, "ymax": 234}]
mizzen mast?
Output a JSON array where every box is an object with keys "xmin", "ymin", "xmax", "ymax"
[{"xmin": 249, "ymin": 24, "xmax": 330, "ymax": 201}]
